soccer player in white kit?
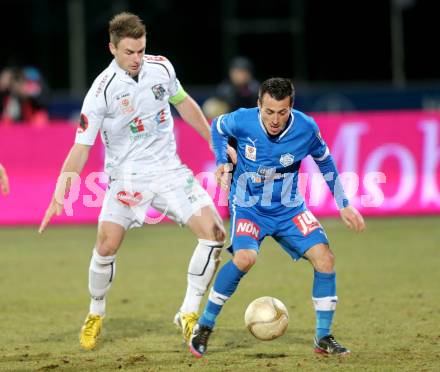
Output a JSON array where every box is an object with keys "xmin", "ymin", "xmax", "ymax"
[{"xmin": 39, "ymin": 12, "xmax": 227, "ymax": 350}]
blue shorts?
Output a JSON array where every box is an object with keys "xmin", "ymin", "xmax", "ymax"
[{"xmin": 229, "ymin": 206, "xmax": 329, "ymax": 260}]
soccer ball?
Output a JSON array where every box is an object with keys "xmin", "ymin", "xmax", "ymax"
[{"xmin": 244, "ymin": 296, "xmax": 289, "ymax": 341}]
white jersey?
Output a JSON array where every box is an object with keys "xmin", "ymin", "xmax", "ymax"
[{"xmin": 75, "ymin": 55, "xmax": 184, "ymax": 177}]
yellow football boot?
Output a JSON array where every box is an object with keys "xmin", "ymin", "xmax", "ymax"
[
  {"xmin": 174, "ymin": 311, "xmax": 199, "ymax": 342},
  {"xmin": 79, "ymin": 314, "xmax": 103, "ymax": 350}
]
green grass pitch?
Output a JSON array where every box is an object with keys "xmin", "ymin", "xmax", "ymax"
[{"xmin": 0, "ymin": 216, "xmax": 439, "ymax": 371}]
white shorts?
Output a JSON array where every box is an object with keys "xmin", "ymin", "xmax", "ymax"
[{"xmin": 99, "ymin": 166, "xmax": 216, "ymax": 230}]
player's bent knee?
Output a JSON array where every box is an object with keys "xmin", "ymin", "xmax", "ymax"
[
  {"xmin": 314, "ymin": 250, "xmax": 335, "ymax": 273},
  {"xmin": 233, "ymin": 250, "xmax": 257, "ymax": 272},
  {"xmin": 96, "ymin": 238, "xmax": 120, "ymax": 256},
  {"xmin": 96, "ymin": 222, "xmax": 125, "ymax": 256}
]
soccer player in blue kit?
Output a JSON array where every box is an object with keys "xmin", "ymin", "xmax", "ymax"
[{"xmin": 189, "ymin": 78, "xmax": 365, "ymax": 358}]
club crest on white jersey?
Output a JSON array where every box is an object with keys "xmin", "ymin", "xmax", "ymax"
[{"xmin": 151, "ymin": 84, "xmax": 166, "ymax": 100}]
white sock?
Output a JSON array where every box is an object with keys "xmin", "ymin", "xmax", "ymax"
[
  {"xmin": 88, "ymin": 249, "xmax": 116, "ymax": 316},
  {"xmin": 180, "ymin": 239, "xmax": 223, "ymax": 313}
]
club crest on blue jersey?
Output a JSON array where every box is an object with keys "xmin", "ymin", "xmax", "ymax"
[
  {"xmin": 245, "ymin": 145, "xmax": 257, "ymax": 161},
  {"xmin": 151, "ymin": 84, "xmax": 166, "ymax": 100},
  {"xmin": 280, "ymin": 153, "xmax": 295, "ymax": 167}
]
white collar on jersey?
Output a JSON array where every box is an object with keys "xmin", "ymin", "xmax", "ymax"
[
  {"xmin": 258, "ymin": 110, "xmax": 294, "ymax": 140},
  {"xmin": 111, "ymin": 59, "xmax": 145, "ymax": 82}
]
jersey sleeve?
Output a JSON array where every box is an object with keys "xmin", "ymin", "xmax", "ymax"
[
  {"xmin": 307, "ymin": 116, "xmax": 349, "ymax": 209},
  {"xmin": 211, "ymin": 112, "xmax": 238, "ymax": 165},
  {"xmin": 74, "ymin": 76, "xmax": 108, "ymax": 146},
  {"xmin": 308, "ymin": 117, "xmax": 330, "ymax": 161},
  {"xmin": 214, "ymin": 111, "xmax": 238, "ymax": 138},
  {"xmin": 161, "ymin": 57, "xmax": 188, "ymax": 105}
]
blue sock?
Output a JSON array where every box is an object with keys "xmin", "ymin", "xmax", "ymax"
[
  {"xmin": 199, "ymin": 260, "xmax": 246, "ymax": 328},
  {"xmin": 316, "ymin": 310, "xmax": 335, "ymax": 340},
  {"xmin": 312, "ymin": 270, "xmax": 337, "ymax": 340}
]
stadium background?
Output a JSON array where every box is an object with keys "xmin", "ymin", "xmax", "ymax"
[
  {"xmin": 1, "ymin": 1, "xmax": 439, "ymax": 371},
  {"xmin": 2, "ymin": 0, "xmax": 440, "ymax": 112},
  {"xmin": 1, "ymin": 0, "xmax": 440, "ymax": 224}
]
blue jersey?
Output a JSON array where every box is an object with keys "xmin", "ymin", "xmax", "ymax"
[{"xmin": 211, "ymin": 108, "xmax": 348, "ymax": 216}]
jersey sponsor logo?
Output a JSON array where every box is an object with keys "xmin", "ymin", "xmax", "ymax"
[
  {"xmin": 116, "ymin": 191, "xmax": 143, "ymax": 206},
  {"xmin": 292, "ymin": 211, "xmax": 321, "ymax": 236},
  {"xmin": 116, "ymin": 92, "xmax": 130, "ymax": 100},
  {"xmin": 245, "ymin": 144, "xmax": 257, "ymax": 161},
  {"xmin": 256, "ymin": 166, "xmax": 283, "ymax": 181},
  {"xmin": 257, "ymin": 166, "xmax": 275, "ymax": 177},
  {"xmin": 129, "ymin": 117, "xmax": 145, "ymax": 134},
  {"xmin": 154, "ymin": 109, "xmax": 166, "ymax": 125},
  {"xmin": 151, "ymin": 84, "xmax": 166, "ymax": 100},
  {"xmin": 77, "ymin": 113, "xmax": 88, "ymax": 133},
  {"xmin": 235, "ymin": 219, "xmax": 260, "ymax": 240},
  {"xmin": 119, "ymin": 95, "xmax": 134, "ymax": 114},
  {"xmin": 280, "ymin": 153, "xmax": 295, "ymax": 167}
]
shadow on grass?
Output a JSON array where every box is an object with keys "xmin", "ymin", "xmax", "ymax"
[
  {"xmin": 28, "ymin": 317, "xmax": 163, "ymax": 347},
  {"xmin": 105, "ymin": 317, "xmax": 161, "ymax": 340},
  {"xmin": 196, "ymin": 328, "xmax": 312, "ymax": 363},
  {"xmin": 244, "ymin": 352, "xmax": 289, "ymax": 359},
  {"xmin": 174, "ymin": 327, "xmax": 310, "ymax": 361}
]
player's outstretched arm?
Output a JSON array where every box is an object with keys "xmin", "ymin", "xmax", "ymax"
[
  {"xmin": 0, "ymin": 163, "xmax": 10, "ymax": 195},
  {"xmin": 39, "ymin": 198, "xmax": 64, "ymax": 234},
  {"xmin": 174, "ymin": 95, "xmax": 211, "ymax": 144},
  {"xmin": 339, "ymin": 205, "xmax": 365, "ymax": 233},
  {"xmin": 38, "ymin": 144, "xmax": 91, "ymax": 234}
]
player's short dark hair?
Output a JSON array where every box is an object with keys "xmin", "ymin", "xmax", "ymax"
[
  {"xmin": 109, "ymin": 12, "xmax": 146, "ymax": 47},
  {"xmin": 259, "ymin": 78, "xmax": 295, "ymax": 106}
]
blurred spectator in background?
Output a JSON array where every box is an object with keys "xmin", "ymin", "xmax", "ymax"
[
  {"xmin": 0, "ymin": 66, "xmax": 50, "ymax": 125},
  {"xmin": 0, "ymin": 163, "xmax": 9, "ymax": 195},
  {"xmin": 202, "ymin": 56, "xmax": 259, "ymax": 119}
]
